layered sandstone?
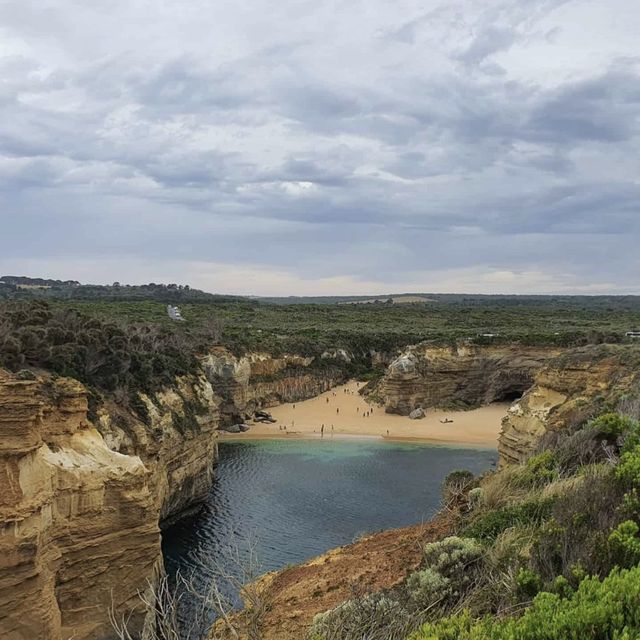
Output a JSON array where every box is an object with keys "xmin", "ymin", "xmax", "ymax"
[
  {"xmin": 499, "ymin": 345, "xmax": 640, "ymax": 464},
  {"xmin": 0, "ymin": 371, "xmax": 159, "ymax": 640},
  {"xmin": 0, "ymin": 348, "xmax": 350, "ymax": 639},
  {"xmin": 0, "ymin": 369, "xmax": 221, "ymax": 640},
  {"xmin": 202, "ymin": 348, "xmax": 348, "ymax": 424},
  {"xmin": 375, "ymin": 343, "xmax": 561, "ymax": 414},
  {"xmin": 97, "ymin": 373, "xmax": 220, "ymax": 524}
]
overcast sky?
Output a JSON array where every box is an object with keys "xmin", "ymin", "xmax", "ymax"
[{"xmin": 1, "ymin": 0, "xmax": 639, "ymax": 295}]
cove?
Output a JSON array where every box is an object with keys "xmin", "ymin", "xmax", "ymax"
[{"xmin": 162, "ymin": 438, "xmax": 497, "ymax": 602}]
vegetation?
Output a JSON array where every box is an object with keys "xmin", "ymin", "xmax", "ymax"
[
  {"xmin": 308, "ymin": 409, "xmax": 640, "ymax": 640},
  {"xmin": 4, "ymin": 283, "xmax": 640, "ymax": 364},
  {"xmin": 0, "ymin": 300, "xmax": 202, "ymax": 394}
]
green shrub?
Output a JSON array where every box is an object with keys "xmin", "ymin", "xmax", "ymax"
[
  {"xmin": 516, "ymin": 568, "xmax": 543, "ymax": 599},
  {"xmin": 405, "ymin": 537, "xmax": 484, "ymax": 614},
  {"xmin": 608, "ymin": 520, "xmax": 640, "ymax": 567},
  {"xmin": 590, "ymin": 413, "xmax": 637, "ymax": 439},
  {"xmin": 463, "ymin": 498, "xmax": 554, "ymax": 541},
  {"xmin": 617, "ymin": 445, "xmax": 640, "ymax": 487},
  {"xmin": 411, "ymin": 565, "xmax": 640, "ymax": 640},
  {"xmin": 513, "ymin": 452, "xmax": 558, "ymax": 489}
]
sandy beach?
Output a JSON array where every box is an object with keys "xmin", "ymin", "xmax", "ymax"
[{"xmin": 221, "ymin": 381, "xmax": 507, "ymax": 447}]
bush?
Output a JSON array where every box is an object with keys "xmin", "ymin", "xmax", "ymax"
[
  {"xmin": 617, "ymin": 445, "xmax": 640, "ymax": 487},
  {"xmin": 405, "ymin": 537, "xmax": 484, "ymax": 614},
  {"xmin": 590, "ymin": 412, "xmax": 637, "ymax": 440},
  {"xmin": 516, "ymin": 568, "xmax": 543, "ymax": 599},
  {"xmin": 608, "ymin": 520, "xmax": 640, "ymax": 567},
  {"xmin": 411, "ymin": 565, "xmax": 640, "ymax": 640},
  {"xmin": 0, "ymin": 301, "xmax": 199, "ymax": 395},
  {"xmin": 308, "ymin": 594, "xmax": 413, "ymax": 640},
  {"xmin": 442, "ymin": 470, "xmax": 476, "ymax": 505},
  {"xmin": 531, "ymin": 465, "xmax": 624, "ymax": 582},
  {"xmin": 463, "ymin": 498, "xmax": 554, "ymax": 541},
  {"xmin": 512, "ymin": 452, "xmax": 558, "ymax": 489}
]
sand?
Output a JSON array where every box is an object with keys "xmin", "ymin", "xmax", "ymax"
[{"xmin": 221, "ymin": 381, "xmax": 507, "ymax": 447}]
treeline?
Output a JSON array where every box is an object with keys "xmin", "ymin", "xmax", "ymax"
[
  {"xmin": 0, "ymin": 280, "xmax": 243, "ymax": 304},
  {"xmin": 0, "ymin": 300, "xmax": 201, "ymax": 394}
]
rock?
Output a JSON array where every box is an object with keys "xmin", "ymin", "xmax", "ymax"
[
  {"xmin": 0, "ymin": 368, "xmax": 221, "ymax": 640},
  {"xmin": 201, "ymin": 347, "xmax": 347, "ymax": 422},
  {"xmin": 373, "ymin": 343, "xmax": 562, "ymax": 415},
  {"xmin": 498, "ymin": 345, "xmax": 640, "ymax": 465},
  {"xmin": 409, "ymin": 407, "xmax": 425, "ymax": 419},
  {"xmin": 0, "ymin": 371, "xmax": 159, "ymax": 640}
]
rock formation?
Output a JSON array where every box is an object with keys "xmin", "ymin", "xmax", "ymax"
[
  {"xmin": 0, "ymin": 347, "xmax": 352, "ymax": 639},
  {"xmin": 499, "ymin": 345, "xmax": 640, "ymax": 465},
  {"xmin": 374, "ymin": 343, "xmax": 561, "ymax": 414},
  {"xmin": 0, "ymin": 371, "xmax": 160, "ymax": 640},
  {"xmin": 202, "ymin": 348, "xmax": 348, "ymax": 424}
]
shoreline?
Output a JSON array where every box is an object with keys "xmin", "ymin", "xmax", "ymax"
[
  {"xmin": 222, "ymin": 380, "xmax": 506, "ymax": 448},
  {"xmin": 218, "ymin": 432, "xmax": 499, "ymax": 450}
]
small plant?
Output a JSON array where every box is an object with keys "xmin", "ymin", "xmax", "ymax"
[
  {"xmin": 515, "ymin": 568, "xmax": 543, "ymax": 599},
  {"xmin": 405, "ymin": 537, "xmax": 484, "ymax": 611},
  {"xmin": 608, "ymin": 520, "xmax": 640, "ymax": 566},
  {"xmin": 442, "ymin": 470, "xmax": 476, "ymax": 505}
]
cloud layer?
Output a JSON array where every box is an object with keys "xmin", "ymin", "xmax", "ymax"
[{"xmin": 1, "ymin": 0, "xmax": 639, "ymax": 294}]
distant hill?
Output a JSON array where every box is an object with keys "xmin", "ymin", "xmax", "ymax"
[
  {"xmin": 255, "ymin": 293, "xmax": 640, "ymax": 310},
  {"xmin": 0, "ymin": 277, "xmax": 241, "ymax": 304}
]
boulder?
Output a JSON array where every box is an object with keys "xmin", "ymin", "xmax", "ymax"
[
  {"xmin": 409, "ymin": 407, "xmax": 425, "ymax": 420},
  {"xmin": 221, "ymin": 423, "xmax": 242, "ymax": 433}
]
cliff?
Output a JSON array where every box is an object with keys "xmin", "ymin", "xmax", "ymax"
[
  {"xmin": 201, "ymin": 348, "xmax": 349, "ymax": 424},
  {"xmin": 0, "ymin": 348, "xmax": 352, "ymax": 639},
  {"xmin": 374, "ymin": 343, "xmax": 561, "ymax": 414},
  {"xmin": 499, "ymin": 344, "xmax": 640, "ymax": 464},
  {"xmin": 0, "ymin": 371, "xmax": 160, "ymax": 640}
]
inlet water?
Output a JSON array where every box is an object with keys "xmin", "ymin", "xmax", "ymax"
[{"xmin": 162, "ymin": 437, "xmax": 497, "ymax": 625}]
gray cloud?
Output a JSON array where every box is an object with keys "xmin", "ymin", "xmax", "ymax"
[{"xmin": 0, "ymin": 0, "xmax": 639, "ymax": 294}]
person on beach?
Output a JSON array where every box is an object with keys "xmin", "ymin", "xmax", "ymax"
[
  {"xmin": 336, "ymin": 407, "xmax": 339, "ymax": 414},
  {"xmin": 321, "ymin": 424, "xmax": 324, "ymax": 437}
]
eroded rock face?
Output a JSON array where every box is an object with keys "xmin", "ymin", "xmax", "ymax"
[
  {"xmin": 0, "ymin": 367, "xmax": 223, "ymax": 640},
  {"xmin": 97, "ymin": 373, "xmax": 221, "ymax": 524},
  {"xmin": 375, "ymin": 343, "xmax": 561, "ymax": 415},
  {"xmin": 0, "ymin": 371, "xmax": 159, "ymax": 640},
  {"xmin": 202, "ymin": 348, "xmax": 347, "ymax": 424},
  {"xmin": 499, "ymin": 345, "xmax": 640, "ymax": 465},
  {"xmin": 0, "ymin": 348, "xmax": 350, "ymax": 639}
]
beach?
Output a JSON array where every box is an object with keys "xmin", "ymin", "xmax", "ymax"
[{"xmin": 222, "ymin": 381, "xmax": 507, "ymax": 447}]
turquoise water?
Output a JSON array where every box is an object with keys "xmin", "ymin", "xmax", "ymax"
[{"xmin": 162, "ymin": 438, "xmax": 497, "ymax": 620}]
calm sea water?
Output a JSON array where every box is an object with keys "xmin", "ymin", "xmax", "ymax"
[{"xmin": 162, "ymin": 438, "xmax": 496, "ymax": 615}]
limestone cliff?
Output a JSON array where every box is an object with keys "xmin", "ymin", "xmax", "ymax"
[
  {"xmin": 202, "ymin": 348, "xmax": 349, "ymax": 424},
  {"xmin": 0, "ymin": 367, "xmax": 222, "ymax": 640},
  {"xmin": 499, "ymin": 345, "xmax": 640, "ymax": 464},
  {"xmin": 374, "ymin": 342, "xmax": 561, "ymax": 414},
  {"xmin": 0, "ymin": 371, "xmax": 159, "ymax": 640},
  {"xmin": 0, "ymin": 347, "xmax": 350, "ymax": 639}
]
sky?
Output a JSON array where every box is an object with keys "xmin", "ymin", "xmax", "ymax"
[{"xmin": 0, "ymin": 0, "xmax": 639, "ymax": 296}]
